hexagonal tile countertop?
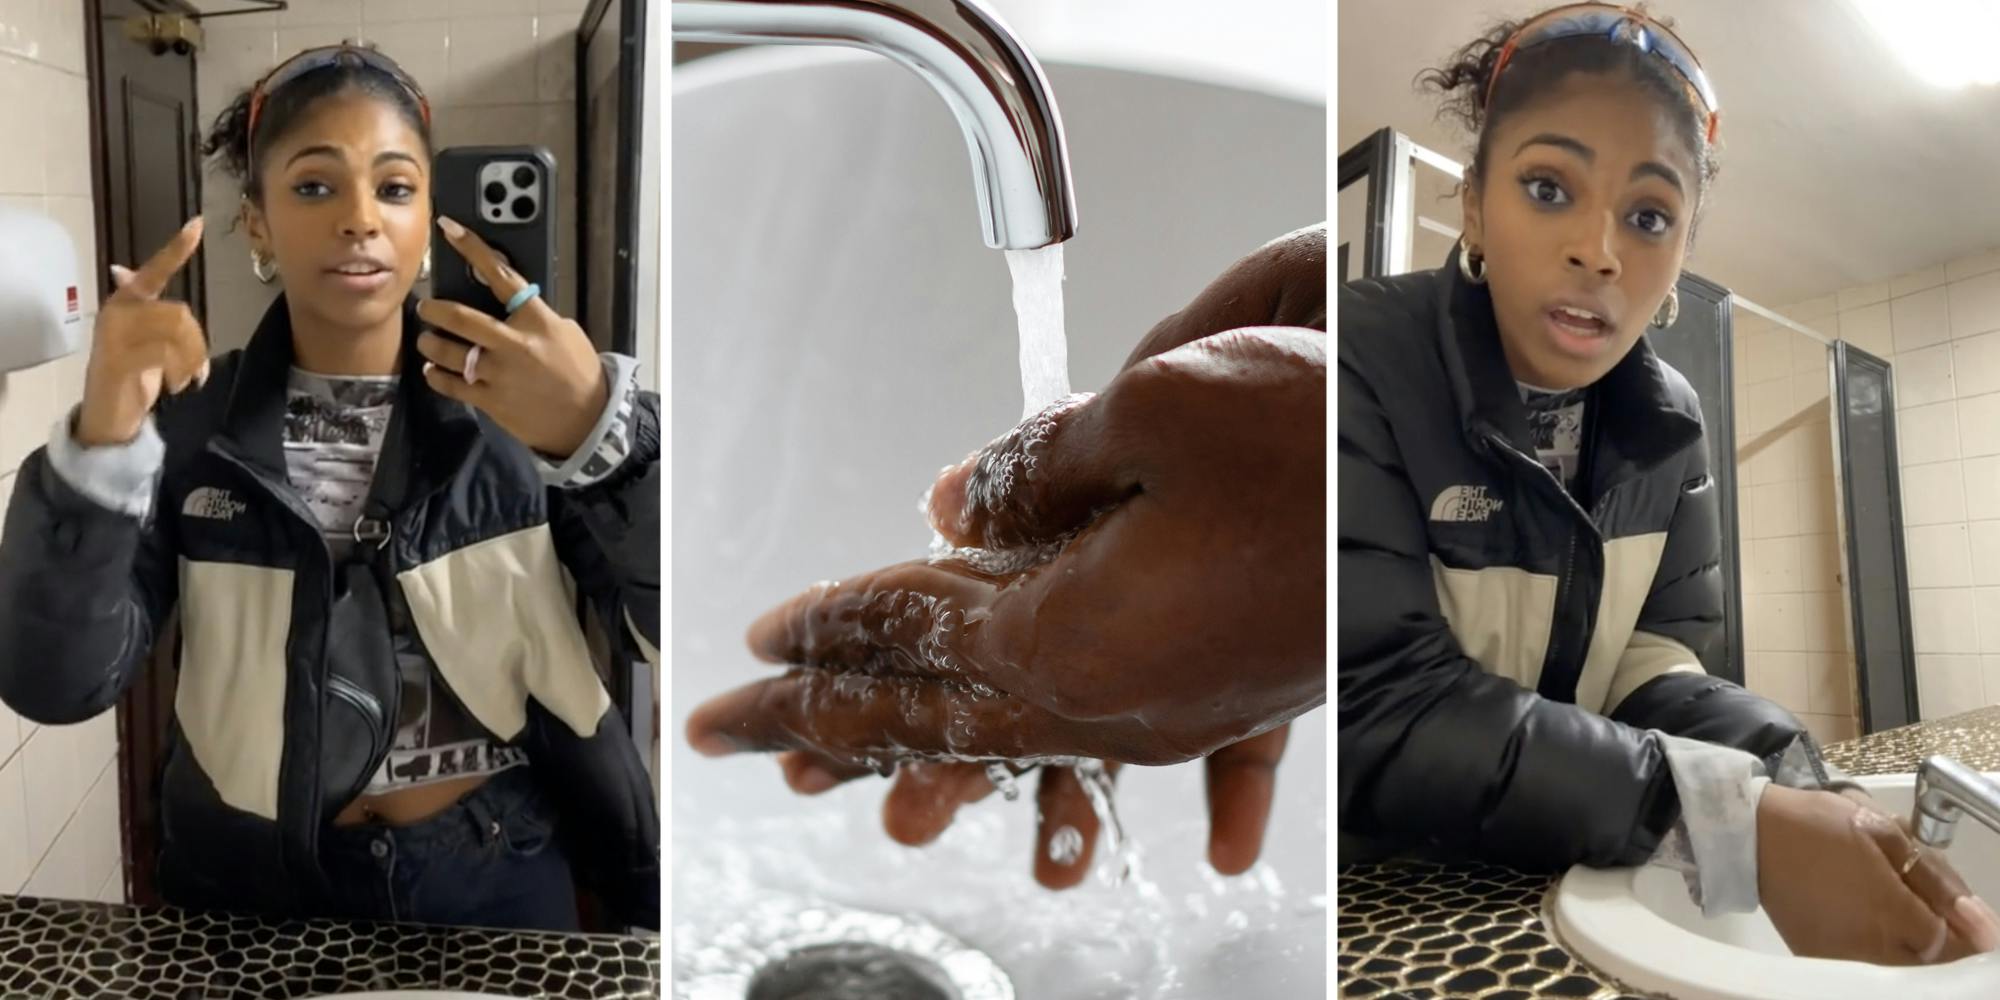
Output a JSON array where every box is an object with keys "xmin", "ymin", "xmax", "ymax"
[
  {"xmin": 1336, "ymin": 705, "xmax": 2000, "ymax": 999},
  {"xmin": 0, "ymin": 893, "xmax": 660, "ymax": 1000}
]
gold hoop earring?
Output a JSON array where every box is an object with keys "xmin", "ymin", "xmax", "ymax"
[
  {"xmin": 1456, "ymin": 238, "xmax": 1487, "ymax": 285},
  {"xmin": 251, "ymin": 250, "xmax": 278, "ymax": 284},
  {"xmin": 418, "ymin": 247, "xmax": 432, "ymax": 282},
  {"xmin": 1652, "ymin": 288, "xmax": 1681, "ymax": 329}
]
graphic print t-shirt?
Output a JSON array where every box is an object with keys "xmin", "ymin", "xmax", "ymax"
[
  {"xmin": 1518, "ymin": 382, "xmax": 1587, "ymax": 496},
  {"xmin": 283, "ymin": 368, "xmax": 528, "ymax": 795}
]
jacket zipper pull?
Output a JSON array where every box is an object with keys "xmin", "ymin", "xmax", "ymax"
[{"xmin": 352, "ymin": 517, "xmax": 391, "ymax": 551}]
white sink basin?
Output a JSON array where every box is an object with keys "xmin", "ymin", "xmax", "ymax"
[
  {"xmin": 1552, "ymin": 772, "xmax": 2000, "ymax": 999},
  {"xmin": 671, "ymin": 47, "xmax": 1326, "ymax": 998}
]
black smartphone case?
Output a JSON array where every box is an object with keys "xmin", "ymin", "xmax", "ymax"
[{"xmin": 430, "ymin": 145, "xmax": 558, "ymax": 325}]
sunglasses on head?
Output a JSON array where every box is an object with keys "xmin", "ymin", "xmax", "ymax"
[
  {"xmin": 1485, "ymin": 3, "xmax": 1720, "ymax": 146},
  {"xmin": 246, "ymin": 44, "xmax": 432, "ymax": 162}
]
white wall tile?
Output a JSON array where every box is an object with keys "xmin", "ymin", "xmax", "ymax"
[
  {"xmin": 0, "ymin": 754, "xmax": 27, "ymax": 894},
  {"xmin": 1807, "ymin": 654, "xmax": 1856, "ymax": 716},
  {"xmin": 1955, "ymin": 330, "xmax": 2000, "ymax": 401},
  {"xmin": 1744, "ymin": 383, "xmax": 1785, "ymax": 438},
  {"xmin": 1797, "ymin": 479, "xmax": 1838, "ymax": 538},
  {"xmin": 357, "ymin": 20, "xmax": 450, "ymax": 97},
  {"xmin": 1985, "ymin": 657, "xmax": 2000, "ymax": 712},
  {"xmin": 1800, "ymin": 534, "xmax": 1841, "ymax": 593},
  {"xmin": 0, "ymin": 2, "xmax": 41, "ymax": 62},
  {"xmin": 1839, "ymin": 282, "xmax": 1891, "ymax": 312},
  {"xmin": 1791, "ymin": 329, "xmax": 1827, "ymax": 375},
  {"xmin": 1969, "ymin": 456, "xmax": 2000, "ymax": 521},
  {"xmin": 1893, "ymin": 285, "xmax": 1953, "ymax": 353},
  {"xmin": 1840, "ymin": 301, "xmax": 1895, "ymax": 358},
  {"xmin": 1801, "ymin": 594, "xmax": 1851, "ymax": 654},
  {"xmin": 536, "ymin": 24, "xmax": 575, "ymax": 104},
  {"xmin": 1903, "ymin": 461, "xmax": 1969, "ymax": 526},
  {"xmin": 442, "ymin": 17, "xmax": 539, "ymax": 107},
  {"xmin": 1898, "ymin": 342, "xmax": 1956, "ymax": 406},
  {"xmin": 1752, "ymin": 536, "xmax": 1803, "ymax": 595},
  {"xmin": 1949, "ymin": 249, "xmax": 2000, "ymax": 283},
  {"xmin": 18, "ymin": 723, "xmax": 78, "ymax": 868},
  {"xmin": 541, "ymin": 0, "xmax": 593, "ymax": 11},
  {"xmin": 280, "ymin": 0, "xmax": 365, "ymax": 27},
  {"xmin": 1900, "ymin": 399, "xmax": 1962, "ymax": 464},
  {"xmin": 1951, "ymin": 271, "xmax": 2000, "ymax": 341},
  {"xmin": 364, "ymin": 0, "xmax": 454, "ymax": 21},
  {"xmin": 37, "ymin": 69, "xmax": 86, "ymax": 197},
  {"xmin": 197, "ymin": 25, "xmax": 280, "ymax": 117},
  {"xmin": 1746, "ymin": 327, "xmax": 1792, "ymax": 386},
  {"xmin": 1913, "ymin": 587, "xmax": 1980, "ymax": 654},
  {"xmin": 0, "ymin": 360, "xmax": 56, "ymax": 476},
  {"xmin": 1893, "ymin": 265, "xmax": 1951, "ymax": 298},
  {"xmin": 1975, "ymin": 521, "xmax": 2000, "ymax": 587},
  {"xmin": 459, "ymin": 0, "xmax": 537, "ymax": 13},
  {"xmin": 1919, "ymin": 654, "xmax": 1988, "ymax": 720},
  {"xmin": 39, "ymin": 0, "xmax": 83, "ymax": 77},
  {"xmin": 0, "ymin": 57, "xmax": 41, "ymax": 194},
  {"xmin": 1908, "ymin": 523, "xmax": 1974, "ymax": 589},
  {"xmin": 1750, "ymin": 482, "xmax": 1795, "ymax": 539},
  {"xmin": 1801, "ymin": 713, "xmax": 1860, "ymax": 746},
  {"xmin": 1799, "ymin": 419, "xmax": 1836, "ymax": 481},
  {"xmin": 1748, "ymin": 652, "xmax": 1812, "ymax": 714},
  {"xmin": 1978, "ymin": 589, "xmax": 2000, "ymax": 654},
  {"xmin": 1792, "ymin": 368, "xmax": 1830, "ymax": 411},
  {"xmin": 75, "ymin": 759, "xmax": 121, "ymax": 902},
  {"xmin": 1785, "ymin": 295, "xmax": 1840, "ymax": 324},
  {"xmin": 276, "ymin": 23, "xmax": 361, "ymax": 59},
  {"xmin": 1959, "ymin": 393, "xmax": 2000, "ymax": 458}
]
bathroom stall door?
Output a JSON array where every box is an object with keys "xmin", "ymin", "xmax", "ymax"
[
  {"xmin": 87, "ymin": 0, "xmax": 204, "ymax": 907},
  {"xmin": 1833, "ymin": 342, "xmax": 1920, "ymax": 733},
  {"xmin": 1643, "ymin": 274, "xmax": 1744, "ymax": 686}
]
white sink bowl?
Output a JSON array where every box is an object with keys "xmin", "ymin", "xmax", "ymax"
[
  {"xmin": 670, "ymin": 48, "xmax": 1326, "ymax": 999},
  {"xmin": 1553, "ymin": 772, "xmax": 2000, "ymax": 999}
]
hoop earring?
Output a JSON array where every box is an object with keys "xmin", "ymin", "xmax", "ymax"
[
  {"xmin": 251, "ymin": 250, "xmax": 278, "ymax": 284},
  {"xmin": 1652, "ymin": 288, "xmax": 1681, "ymax": 329},
  {"xmin": 1456, "ymin": 238, "xmax": 1487, "ymax": 285},
  {"xmin": 418, "ymin": 247, "xmax": 432, "ymax": 282}
]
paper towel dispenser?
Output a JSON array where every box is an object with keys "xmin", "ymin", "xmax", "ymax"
[{"xmin": 0, "ymin": 205, "xmax": 85, "ymax": 374}]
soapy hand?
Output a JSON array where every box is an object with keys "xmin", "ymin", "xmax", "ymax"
[
  {"xmin": 1758, "ymin": 784, "xmax": 2000, "ymax": 964},
  {"xmin": 77, "ymin": 217, "xmax": 211, "ymax": 447},
  {"xmin": 688, "ymin": 226, "xmax": 1327, "ymax": 886},
  {"xmin": 413, "ymin": 216, "xmax": 607, "ymax": 458}
]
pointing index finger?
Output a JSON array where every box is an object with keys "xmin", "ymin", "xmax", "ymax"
[{"xmin": 115, "ymin": 217, "xmax": 203, "ymax": 303}]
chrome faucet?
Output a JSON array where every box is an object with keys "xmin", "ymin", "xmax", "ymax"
[
  {"xmin": 672, "ymin": 0, "xmax": 1079, "ymax": 250},
  {"xmin": 1911, "ymin": 754, "xmax": 2000, "ymax": 848}
]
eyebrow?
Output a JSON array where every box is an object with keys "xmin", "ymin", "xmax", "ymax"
[
  {"xmin": 285, "ymin": 146, "xmax": 424, "ymax": 171},
  {"xmin": 1515, "ymin": 132, "xmax": 1685, "ymax": 196}
]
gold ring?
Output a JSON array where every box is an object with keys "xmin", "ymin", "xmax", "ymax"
[{"xmin": 1902, "ymin": 845, "xmax": 1925, "ymax": 877}]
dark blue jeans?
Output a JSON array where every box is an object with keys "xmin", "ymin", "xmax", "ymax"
[{"xmin": 317, "ymin": 766, "xmax": 581, "ymax": 932}]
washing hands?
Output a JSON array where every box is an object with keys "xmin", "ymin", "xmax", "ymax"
[
  {"xmin": 1758, "ymin": 784, "xmax": 2000, "ymax": 964},
  {"xmin": 686, "ymin": 225, "xmax": 1327, "ymax": 887}
]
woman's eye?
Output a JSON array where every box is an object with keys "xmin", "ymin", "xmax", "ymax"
[
  {"xmin": 1629, "ymin": 208, "xmax": 1673, "ymax": 235},
  {"xmin": 1522, "ymin": 177, "xmax": 1569, "ymax": 205},
  {"xmin": 380, "ymin": 182, "xmax": 415, "ymax": 200},
  {"xmin": 293, "ymin": 181, "xmax": 330, "ymax": 198}
]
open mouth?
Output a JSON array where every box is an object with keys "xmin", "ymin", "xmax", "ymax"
[{"xmin": 1548, "ymin": 305, "xmax": 1610, "ymax": 337}]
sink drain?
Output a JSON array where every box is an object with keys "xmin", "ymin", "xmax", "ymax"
[
  {"xmin": 748, "ymin": 941, "xmax": 962, "ymax": 1000},
  {"xmin": 676, "ymin": 897, "xmax": 1015, "ymax": 1000}
]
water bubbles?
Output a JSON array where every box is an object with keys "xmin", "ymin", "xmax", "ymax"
[
  {"xmin": 985, "ymin": 763, "xmax": 1021, "ymax": 802},
  {"xmin": 1047, "ymin": 825, "xmax": 1085, "ymax": 865}
]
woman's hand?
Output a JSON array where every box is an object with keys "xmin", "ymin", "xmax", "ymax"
[
  {"xmin": 1758, "ymin": 784, "xmax": 2000, "ymax": 964},
  {"xmin": 76, "ymin": 216, "xmax": 210, "ymax": 447},
  {"xmin": 414, "ymin": 215, "xmax": 606, "ymax": 457}
]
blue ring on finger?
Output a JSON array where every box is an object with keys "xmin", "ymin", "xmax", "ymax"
[{"xmin": 505, "ymin": 283, "xmax": 541, "ymax": 317}]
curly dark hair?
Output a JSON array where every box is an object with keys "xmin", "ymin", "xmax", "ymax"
[
  {"xmin": 201, "ymin": 41, "xmax": 431, "ymax": 204},
  {"xmin": 1416, "ymin": 3, "xmax": 1719, "ymax": 213}
]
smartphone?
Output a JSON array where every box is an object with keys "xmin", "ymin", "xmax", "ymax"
[{"xmin": 430, "ymin": 145, "xmax": 558, "ymax": 328}]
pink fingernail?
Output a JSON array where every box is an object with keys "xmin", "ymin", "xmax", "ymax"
[{"xmin": 437, "ymin": 215, "xmax": 465, "ymax": 238}]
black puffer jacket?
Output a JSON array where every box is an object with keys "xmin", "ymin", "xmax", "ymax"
[
  {"xmin": 0, "ymin": 296, "xmax": 660, "ymax": 926},
  {"xmin": 1337, "ymin": 249, "xmax": 1817, "ymax": 871}
]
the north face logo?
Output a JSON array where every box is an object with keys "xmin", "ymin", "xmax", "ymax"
[
  {"xmin": 183, "ymin": 487, "xmax": 248, "ymax": 522},
  {"xmin": 1431, "ymin": 485, "xmax": 1504, "ymax": 523}
]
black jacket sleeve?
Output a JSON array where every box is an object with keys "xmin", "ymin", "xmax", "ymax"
[
  {"xmin": 1336, "ymin": 343, "xmax": 1681, "ymax": 870},
  {"xmin": 0, "ymin": 446, "xmax": 176, "ymax": 725},
  {"xmin": 548, "ymin": 390, "xmax": 661, "ymax": 667}
]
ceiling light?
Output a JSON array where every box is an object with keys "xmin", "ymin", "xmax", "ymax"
[{"xmin": 1849, "ymin": 0, "xmax": 2000, "ymax": 88}]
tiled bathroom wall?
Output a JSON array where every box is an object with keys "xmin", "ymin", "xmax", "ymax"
[
  {"xmin": 1740, "ymin": 247, "xmax": 2000, "ymax": 727},
  {"xmin": 1730, "ymin": 309, "xmax": 1857, "ymax": 746},
  {"xmin": 196, "ymin": 0, "xmax": 593, "ymax": 350},
  {"xmin": 0, "ymin": 0, "xmax": 129, "ymax": 905}
]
